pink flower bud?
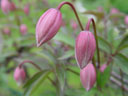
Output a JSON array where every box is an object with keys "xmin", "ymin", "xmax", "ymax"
[
  {"xmin": 97, "ymin": 6, "xmax": 103, "ymax": 12},
  {"xmin": 20, "ymin": 24, "xmax": 27, "ymax": 35},
  {"xmin": 75, "ymin": 31, "xmax": 96, "ymax": 69},
  {"xmin": 100, "ymin": 64, "xmax": 107, "ymax": 72},
  {"xmin": 80, "ymin": 63, "xmax": 96, "ymax": 91},
  {"xmin": 14, "ymin": 66, "xmax": 26, "ymax": 85},
  {"xmin": 110, "ymin": 8, "xmax": 119, "ymax": 14},
  {"xmin": 36, "ymin": 8, "xmax": 62, "ymax": 47},
  {"xmin": 1, "ymin": 0, "xmax": 11, "ymax": 14},
  {"xmin": 24, "ymin": 4, "xmax": 30, "ymax": 15},
  {"xmin": 9, "ymin": 2, "xmax": 16, "ymax": 11},
  {"xmin": 124, "ymin": 16, "xmax": 128, "ymax": 25},
  {"xmin": 3, "ymin": 27, "xmax": 11, "ymax": 35},
  {"xmin": 70, "ymin": 20, "xmax": 78, "ymax": 30}
]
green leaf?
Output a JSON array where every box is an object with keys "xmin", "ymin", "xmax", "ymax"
[
  {"xmin": 117, "ymin": 35, "xmax": 128, "ymax": 51},
  {"xmin": 54, "ymin": 32, "xmax": 75, "ymax": 47},
  {"xmin": 23, "ymin": 70, "xmax": 51, "ymax": 96},
  {"xmin": 58, "ymin": 50, "xmax": 74, "ymax": 60},
  {"xmin": 98, "ymin": 36, "xmax": 112, "ymax": 53},
  {"xmin": 97, "ymin": 65, "xmax": 111, "ymax": 87},
  {"xmin": 114, "ymin": 53, "xmax": 128, "ymax": 75},
  {"xmin": 23, "ymin": 70, "xmax": 47, "ymax": 88}
]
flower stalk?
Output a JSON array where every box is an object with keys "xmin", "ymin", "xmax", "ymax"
[
  {"xmin": 57, "ymin": 1, "xmax": 84, "ymax": 30},
  {"xmin": 19, "ymin": 60, "xmax": 42, "ymax": 71}
]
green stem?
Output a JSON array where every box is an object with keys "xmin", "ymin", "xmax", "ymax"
[
  {"xmin": 85, "ymin": 18, "xmax": 100, "ymax": 68},
  {"xmin": 120, "ymin": 69, "xmax": 125, "ymax": 96},
  {"xmin": 66, "ymin": 68, "xmax": 79, "ymax": 76},
  {"xmin": 57, "ymin": 1, "xmax": 84, "ymax": 30}
]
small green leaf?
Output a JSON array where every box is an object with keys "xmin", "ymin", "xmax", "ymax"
[
  {"xmin": 114, "ymin": 53, "xmax": 128, "ymax": 75},
  {"xmin": 54, "ymin": 32, "xmax": 75, "ymax": 47},
  {"xmin": 23, "ymin": 70, "xmax": 51, "ymax": 96},
  {"xmin": 58, "ymin": 50, "xmax": 74, "ymax": 60},
  {"xmin": 97, "ymin": 65, "xmax": 111, "ymax": 87},
  {"xmin": 98, "ymin": 36, "xmax": 112, "ymax": 53},
  {"xmin": 117, "ymin": 35, "xmax": 128, "ymax": 51},
  {"xmin": 23, "ymin": 70, "xmax": 47, "ymax": 88}
]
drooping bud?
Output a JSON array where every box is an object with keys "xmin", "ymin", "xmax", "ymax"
[
  {"xmin": 1, "ymin": 0, "xmax": 11, "ymax": 14},
  {"xmin": 80, "ymin": 63, "xmax": 96, "ymax": 91},
  {"xmin": 99, "ymin": 64, "xmax": 107, "ymax": 72},
  {"xmin": 20, "ymin": 24, "xmax": 27, "ymax": 35},
  {"xmin": 97, "ymin": 6, "xmax": 103, "ymax": 12},
  {"xmin": 75, "ymin": 31, "xmax": 96, "ymax": 69},
  {"xmin": 24, "ymin": 4, "xmax": 30, "ymax": 15},
  {"xmin": 124, "ymin": 16, "xmax": 128, "ymax": 25},
  {"xmin": 14, "ymin": 66, "xmax": 26, "ymax": 85},
  {"xmin": 36, "ymin": 8, "xmax": 62, "ymax": 47},
  {"xmin": 3, "ymin": 27, "xmax": 11, "ymax": 35},
  {"xmin": 110, "ymin": 8, "xmax": 119, "ymax": 14},
  {"xmin": 70, "ymin": 20, "xmax": 78, "ymax": 30},
  {"xmin": 9, "ymin": 2, "xmax": 16, "ymax": 11}
]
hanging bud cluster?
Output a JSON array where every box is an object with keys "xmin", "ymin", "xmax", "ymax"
[{"xmin": 35, "ymin": 2, "xmax": 98, "ymax": 91}]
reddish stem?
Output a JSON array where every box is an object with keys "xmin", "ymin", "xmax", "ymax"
[
  {"xmin": 19, "ymin": 60, "xmax": 42, "ymax": 71},
  {"xmin": 57, "ymin": 1, "xmax": 84, "ymax": 30}
]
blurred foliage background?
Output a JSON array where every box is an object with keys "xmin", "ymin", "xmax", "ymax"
[{"xmin": 0, "ymin": 0, "xmax": 128, "ymax": 96}]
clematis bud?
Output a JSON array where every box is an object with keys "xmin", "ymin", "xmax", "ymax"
[
  {"xmin": 100, "ymin": 64, "xmax": 107, "ymax": 72},
  {"xmin": 70, "ymin": 20, "xmax": 78, "ymax": 30},
  {"xmin": 80, "ymin": 63, "xmax": 96, "ymax": 91},
  {"xmin": 20, "ymin": 24, "xmax": 27, "ymax": 35},
  {"xmin": 124, "ymin": 16, "xmax": 128, "ymax": 25},
  {"xmin": 1, "ymin": 0, "xmax": 11, "ymax": 14},
  {"xmin": 14, "ymin": 66, "xmax": 26, "ymax": 85},
  {"xmin": 75, "ymin": 31, "xmax": 96, "ymax": 69},
  {"xmin": 110, "ymin": 8, "xmax": 119, "ymax": 14},
  {"xmin": 97, "ymin": 6, "xmax": 103, "ymax": 12},
  {"xmin": 36, "ymin": 8, "xmax": 62, "ymax": 47},
  {"xmin": 24, "ymin": 4, "xmax": 30, "ymax": 15},
  {"xmin": 3, "ymin": 27, "xmax": 11, "ymax": 35},
  {"xmin": 9, "ymin": 2, "xmax": 16, "ymax": 11}
]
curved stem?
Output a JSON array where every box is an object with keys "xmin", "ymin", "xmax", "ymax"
[
  {"xmin": 19, "ymin": 60, "xmax": 42, "ymax": 71},
  {"xmin": 57, "ymin": 1, "xmax": 84, "ymax": 30},
  {"xmin": 85, "ymin": 18, "xmax": 100, "ymax": 68}
]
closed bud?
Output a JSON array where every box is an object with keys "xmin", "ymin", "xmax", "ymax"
[
  {"xmin": 97, "ymin": 6, "xmax": 103, "ymax": 12},
  {"xmin": 100, "ymin": 64, "xmax": 107, "ymax": 72},
  {"xmin": 24, "ymin": 4, "xmax": 30, "ymax": 15},
  {"xmin": 124, "ymin": 16, "xmax": 128, "ymax": 25},
  {"xmin": 1, "ymin": 0, "xmax": 11, "ymax": 14},
  {"xmin": 14, "ymin": 66, "xmax": 26, "ymax": 85},
  {"xmin": 80, "ymin": 63, "xmax": 96, "ymax": 91},
  {"xmin": 3, "ymin": 27, "xmax": 11, "ymax": 35},
  {"xmin": 9, "ymin": 2, "xmax": 16, "ymax": 11},
  {"xmin": 36, "ymin": 8, "xmax": 62, "ymax": 47},
  {"xmin": 110, "ymin": 8, "xmax": 119, "ymax": 14},
  {"xmin": 20, "ymin": 24, "xmax": 27, "ymax": 35},
  {"xmin": 75, "ymin": 31, "xmax": 96, "ymax": 69},
  {"xmin": 70, "ymin": 20, "xmax": 78, "ymax": 30}
]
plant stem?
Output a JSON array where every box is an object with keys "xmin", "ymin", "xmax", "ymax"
[
  {"xmin": 19, "ymin": 60, "xmax": 42, "ymax": 71},
  {"xmin": 85, "ymin": 18, "xmax": 100, "ymax": 68},
  {"xmin": 66, "ymin": 68, "xmax": 79, "ymax": 76},
  {"xmin": 120, "ymin": 69, "xmax": 125, "ymax": 96},
  {"xmin": 57, "ymin": 1, "xmax": 84, "ymax": 30}
]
